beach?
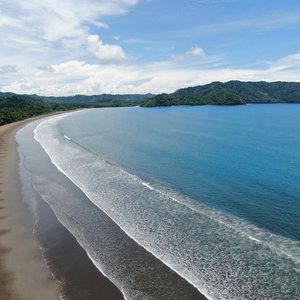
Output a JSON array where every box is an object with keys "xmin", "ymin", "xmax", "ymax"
[
  {"xmin": 0, "ymin": 117, "xmax": 60, "ymax": 299},
  {"xmin": 17, "ymin": 112, "xmax": 206, "ymax": 300},
  {"xmin": 2, "ymin": 105, "xmax": 298, "ymax": 300},
  {"xmin": 1, "ymin": 112, "xmax": 207, "ymax": 300},
  {"xmin": 31, "ymin": 106, "xmax": 298, "ymax": 300},
  {"xmin": 0, "ymin": 115, "xmax": 124, "ymax": 300}
]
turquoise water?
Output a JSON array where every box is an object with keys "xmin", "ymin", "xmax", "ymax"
[
  {"xmin": 25, "ymin": 104, "xmax": 300, "ymax": 299},
  {"xmin": 60, "ymin": 104, "xmax": 300, "ymax": 241}
]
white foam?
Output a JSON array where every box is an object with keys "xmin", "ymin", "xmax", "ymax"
[{"xmin": 136, "ymin": 177, "xmax": 300, "ymax": 265}]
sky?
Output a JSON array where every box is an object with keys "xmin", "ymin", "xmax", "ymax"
[{"xmin": 0, "ymin": 0, "xmax": 300, "ymax": 96}]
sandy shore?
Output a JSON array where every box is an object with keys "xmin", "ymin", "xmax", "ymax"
[
  {"xmin": 0, "ymin": 113, "xmax": 125, "ymax": 300},
  {"xmin": 0, "ymin": 111, "xmax": 205, "ymax": 300},
  {"xmin": 0, "ymin": 116, "xmax": 61, "ymax": 300}
]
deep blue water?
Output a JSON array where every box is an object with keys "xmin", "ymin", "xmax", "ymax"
[{"xmin": 59, "ymin": 104, "xmax": 300, "ymax": 241}]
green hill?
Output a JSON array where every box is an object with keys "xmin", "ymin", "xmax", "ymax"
[
  {"xmin": 1, "ymin": 81, "xmax": 300, "ymax": 125},
  {"xmin": 142, "ymin": 81, "xmax": 300, "ymax": 107},
  {"xmin": 43, "ymin": 93, "xmax": 154, "ymax": 106},
  {"xmin": 0, "ymin": 92, "xmax": 153, "ymax": 125},
  {"xmin": 0, "ymin": 94, "xmax": 78, "ymax": 125}
]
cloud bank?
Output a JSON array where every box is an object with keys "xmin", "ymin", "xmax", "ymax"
[
  {"xmin": 3, "ymin": 52, "xmax": 300, "ymax": 96},
  {"xmin": 1, "ymin": 0, "xmax": 300, "ymax": 96}
]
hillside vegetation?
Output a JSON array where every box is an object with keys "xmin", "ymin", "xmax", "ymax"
[
  {"xmin": 0, "ymin": 92, "xmax": 151, "ymax": 125},
  {"xmin": 1, "ymin": 81, "xmax": 300, "ymax": 125},
  {"xmin": 0, "ymin": 94, "xmax": 81, "ymax": 125},
  {"xmin": 142, "ymin": 81, "xmax": 300, "ymax": 107},
  {"xmin": 43, "ymin": 93, "xmax": 154, "ymax": 106}
]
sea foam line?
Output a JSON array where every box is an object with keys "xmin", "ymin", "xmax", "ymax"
[
  {"xmin": 139, "ymin": 176, "xmax": 300, "ymax": 265},
  {"xmin": 33, "ymin": 114, "xmax": 215, "ymax": 300}
]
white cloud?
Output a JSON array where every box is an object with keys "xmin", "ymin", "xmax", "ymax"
[
  {"xmin": 0, "ymin": 15, "xmax": 22, "ymax": 28},
  {"xmin": 89, "ymin": 20, "xmax": 110, "ymax": 29},
  {"xmin": 172, "ymin": 47, "xmax": 206, "ymax": 62},
  {"xmin": 1, "ymin": 0, "xmax": 300, "ymax": 97},
  {"xmin": 1, "ymin": 0, "xmax": 138, "ymax": 42},
  {"xmin": 267, "ymin": 52, "xmax": 300, "ymax": 71},
  {"xmin": 189, "ymin": 47, "xmax": 206, "ymax": 57},
  {"xmin": 0, "ymin": 0, "xmax": 138, "ymax": 68},
  {"xmin": 3, "ymin": 52, "xmax": 300, "ymax": 96},
  {"xmin": 87, "ymin": 35, "xmax": 127, "ymax": 64}
]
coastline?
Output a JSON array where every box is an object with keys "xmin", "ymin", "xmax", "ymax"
[
  {"xmin": 0, "ymin": 113, "xmax": 124, "ymax": 300},
  {"xmin": 0, "ymin": 116, "xmax": 60, "ymax": 299},
  {"xmin": 17, "ymin": 110, "xmax": 208, "ymax": 300},
  {"xmin": 6, "ymin": 105, "xmax": 297, "ymax": 299}
]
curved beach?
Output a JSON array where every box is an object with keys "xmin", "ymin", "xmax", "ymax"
[
  {"xmin": 1, "ymin": 113, "xmax": 207, "ymax": 300},
  {"xmin": 0, "ymin": 117, "xmax": 59, "ymax": 299},
  {"xmin": 0, "ymin": 115, "xmax": 124, "ymax": 300},
  {"xmin": 1, "ymin": 105, "xmax": 299, "ymax": 300}
]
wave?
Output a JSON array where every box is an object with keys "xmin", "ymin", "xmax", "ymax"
[
  {"xmin": 138, "ymin": 180, "xmax": 300, "ymax": 265},
  {"xmin": 34, "ymin": 112, "xmax": 300, "ymax": 300}
]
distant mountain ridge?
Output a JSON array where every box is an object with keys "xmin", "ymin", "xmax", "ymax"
[
  {"xmin": 142, "ymin": 81, "xmax": 300, "ymax": 107},
  {"xmin": 0, "ymin": 92, "xmax": 154, "ymax": 106},
  {"xmin": 1, "ymin": 81, "xmax": 300, "ymax": 125},
  {"xmin": 0, "ymin": 92, "xmax": 153, "ymax": 125},
  {"xmin": 0, "ymin": 93, "xmax": 57, "ymax": 125},
  {"xmin": 43, "ymin": 93, "xmax": 154, "ymax": 105}
]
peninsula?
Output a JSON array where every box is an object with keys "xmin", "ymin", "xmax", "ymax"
[{"xmin": 142, "ymin": 81, "xmax": 300, "ymax": 107}]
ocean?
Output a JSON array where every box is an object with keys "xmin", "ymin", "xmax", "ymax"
[{"xmin": 17, "ymin": 104, "xmax": 300, "ymax": 299}]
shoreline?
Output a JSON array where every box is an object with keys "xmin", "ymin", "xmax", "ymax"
[
  {"xmin": 0, "ymin": 113, "xmax": 124, "ymax": 300},
  {"xmin": 0, "ymin": 115, "xmax": 60, "ymax": 299},
  {"xmin": 17, "ymin": 111, "xmax": 208, "ymax": 300}
]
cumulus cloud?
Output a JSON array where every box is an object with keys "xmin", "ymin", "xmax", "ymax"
[
  {"xmin": 3, "ymin": 52, "xmax": 300, "ymax": 96},
  {"xmin": 172, "ymin": 47, "xmax": 206, "ymax": 62},
  {"xmin": 87, "ymin": 35, "xmax": 127, "ymax": 64},
  {"xmin": 1, "ymin": 0, "xmax": 300, "ymax": 97},
  {"xmin": 0, "ymin": 0, "xmax": 137, "ymax": 68}
]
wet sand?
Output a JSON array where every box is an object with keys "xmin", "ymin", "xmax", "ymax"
[
  {"xmin": 1, "ymin": 112, "xmax": 208, "ymax": 300},
  {"xmin": 0, "ymin": 117, "xmax": 60, "ymax": 300},
  {"xmin": 0, "ymin": 115, "xmax": 124, "ymax": 300}
]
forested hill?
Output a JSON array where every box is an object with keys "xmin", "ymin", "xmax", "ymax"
[
  {"xmin": 0, "ymin": 94, "xmax": 79, "ymax": 125},
  {"xmin": 0, "ymin": 92, "xmax": 153, "ymax": 125},
  {"xmin": 142, "ymin": 81, "xmax": 300, "ymax": 107},
  {"xmin": 2, "ymin": 81, "xmax": 300, "ymax": 125},
  {"xmin": 43, "ymin": 93, "xmax": 154, "ymax": 105}
]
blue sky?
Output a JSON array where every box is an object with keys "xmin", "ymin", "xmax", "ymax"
[{"xmin": 0, "ymin": 0, "xmax": 300, "ymax": 95}]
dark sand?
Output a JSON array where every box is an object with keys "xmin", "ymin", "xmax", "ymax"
[
  {"xmin": 0, "ymin": 115, "xmax": 124, "ymax": 300},
  {"xmin": 34, "ymin": 183, "xmax": 124, "ymax": 300},
  {"xmin": 0, "ymin": 118, "xmax": 59, "ymax": 300},
  {"xmin": 1, "ymin": 113, "xmax": 209, "ymax": 300}
]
